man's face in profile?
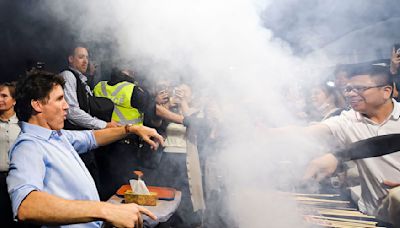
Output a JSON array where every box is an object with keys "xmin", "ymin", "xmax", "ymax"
[
  {"xmin": 39, "ymin": 84, "xmax": 69, "ymax": 130},
  {"xmin": 344, "ymin": 74, "xmax": 391, "ymax": 114},
  {"xmin": 69, "ymin": 47, "xmax": 89, "ymax": 74}
]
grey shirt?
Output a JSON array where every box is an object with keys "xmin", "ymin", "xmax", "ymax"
[
  {"xmin": 0, "ymin": 114, "xmax": 20, "ymax": 171},
  {"xmin": 323, "ymin": 99, "xmax": 400, "ymax": 217},
  {"xmin": 60, "ymin": 67, "xmax": 107, "ymax": 129}
]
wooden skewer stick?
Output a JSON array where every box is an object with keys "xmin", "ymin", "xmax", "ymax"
[
  {"xmin": 317, "ymin": 209, "xmax": 375, "ymax": 218},
  {"xmin": 301, "ymin": 205, "xmax": 357, "ymax": 210},
  {"xmin": 307, "ymin": 215, "xmax": 378, "ymax": 226},
  {"xmin": 306, "ymin": 218, "xmax": 377, "ymax": 228},
  {"xmin": 295, "ymin": 196, "xmax": 350, "ymax": 204},
  {"xmin": 300, "ymin": 207, "xmax": 375, "ymax": 218},
  {"xmin": 281, "ymin": 192, "xmax": 340, "ymax": 198}
]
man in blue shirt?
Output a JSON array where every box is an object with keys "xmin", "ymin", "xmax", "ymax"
[{"xmin": 7, "ymin": 72, "xmax": 163, "ymax": 227}]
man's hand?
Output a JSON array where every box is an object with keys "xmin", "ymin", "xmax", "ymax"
[
  {"xmin": 128, "ymin": 125, "xmax": 164, "ymax": 150},
  {"xmin": 383, "ymin": 180, "xmax": 400, "ymax": 188},
  {"xmin": 303, "ymin": 153, "xmax": 339, "ymax": 181},
  {"xmin": 106, "ymin": 120, "xmax": 120, "ymax": 128},
  {"xmin": 102, "ymin": 202, "xmax": 157, "ymax": 228},
  {"xmin": 14, "ymin": 191, "xmax": 156, "ymax": 227},
  {"xmin": 391, "ymin": 47, "xmax": 400, "ymax": 75}
]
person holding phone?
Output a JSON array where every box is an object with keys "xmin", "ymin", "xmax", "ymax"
[{"xmin": 390, "ymin": 44, "xmax": 400, "ymax": 100}]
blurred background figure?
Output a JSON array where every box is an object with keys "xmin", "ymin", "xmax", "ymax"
[
  {"xmin": 309, "ymin": 82, "xmax": 344, "ymax": 121},
  {"xmin": 0, "ymin": 82, "xmax": 20, "ymax": 227},
  {"xmin": 333, "ymin": 64, "xmax": 351, "ymax": 108},
  {"xmin": 24, "ymin": 59, "xmax": 45, "ymax": 77},
  {"xmin": 390, "ymin": 44, "xmax": 400, "ymax": 100}
]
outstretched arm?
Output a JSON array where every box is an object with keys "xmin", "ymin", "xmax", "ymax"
[
  {"xmin": 18, "ymin": 191, "xmax": 156, "ymax": 227},
  {"xmin": 93, "ymin": 125, "xmax": 164, "ymax": 150},
  {"xmin": 336, "ymin": 133, "xmax": 400, "ymax": 160}
]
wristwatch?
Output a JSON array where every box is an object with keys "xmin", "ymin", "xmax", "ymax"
[{"xmin": 125, "ymin": 124, "xmax": 133, "ymax": 134}]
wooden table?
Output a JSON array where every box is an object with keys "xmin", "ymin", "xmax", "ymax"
[{"xmin": 107, "ymin": 191, "xmax": 182, "ymax": 227}]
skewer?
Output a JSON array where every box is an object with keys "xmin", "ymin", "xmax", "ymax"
[
  {"xmin": 306, "ymin": 215, "xmax": 378, "ymax": 226},
  {"xmin": 299, "ymin": 207, "xmax": 374, "ymax": 218},
  {"xmin": 299, "ymin": 204, "xmax": 357, "ymax": 210},
  {"xmin": 295, "ymin": 196, "xmax": 350, "ymax": 204},
  {"xmin": 281, "ymin": 192, "xmax": 340, "ymax": 198},
  {"xmin": 305, "ymin": 217, "xmax": 378, "ymax": 228},
  {"xmin": 317, "ymin": 209, "xmax": 375, "ymax": 218}
]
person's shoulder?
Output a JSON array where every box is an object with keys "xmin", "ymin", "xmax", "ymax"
[
  {"xmin": 322, "ymin": 108, "xmax": 356, "ymax": 125},
  {"xmin": 59, "ymin": 69, "xmax": 76, "ymax": 79},
  {"xmin": 94, "ymin": 80, "xmax": 107, "ymax": 88},
  {"xmin": 9, "ymin": 133, "xmax": 43, "ymax": 156},
  {"xmin": 334, "ymin": 108, "xmax": 357, "ymax": 119}
]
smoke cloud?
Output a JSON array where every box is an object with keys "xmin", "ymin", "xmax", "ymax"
[{"xmin": 23, "ymin": 0, "xmax": 400, "ymax": 227}]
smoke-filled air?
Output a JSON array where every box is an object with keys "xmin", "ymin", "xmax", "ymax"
[{"xmin": 19, "ymin": 0, "xmax": 399, "ymax": 227}]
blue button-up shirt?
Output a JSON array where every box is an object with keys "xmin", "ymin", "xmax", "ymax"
[{"xmin": 7, "ymin": 122, "xmax": 101, "ymax": 228}]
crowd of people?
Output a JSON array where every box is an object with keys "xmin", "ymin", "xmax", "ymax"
[
  {"xmin": 279, "ymin": 47, "xmax": 400, "ymax": 227},
  {"xmin": 3, "ymin": 43, "xmax": 400, "ymax": 228},
  {"xmin": 0, "ymin": 45, "xmax": 222, "ymax": 228}
]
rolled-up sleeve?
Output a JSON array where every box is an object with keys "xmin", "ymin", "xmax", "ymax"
[
  {"xmin": 63, "ymin": 130, "xmax": 98, "ymax": 154},
  {"xmin": 322, "ymin": 115, "xmax": 349, "ymax": 146},
  {"xmin": 60, "ymin": 70, "xmax": 107, "ymax": 129},
  {"xmin": 7, "ymin": 140, "xmax": 46, "ymax": 218}
]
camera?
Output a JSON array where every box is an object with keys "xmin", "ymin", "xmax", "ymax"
[{"xmin": 36, "ymin": 61, "xmax": 45, "ymax": 70}]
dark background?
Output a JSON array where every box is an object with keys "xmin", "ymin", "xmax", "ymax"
[
  {"xmin": 1, "ymin": 0, "xmax": 400, "ymax": 82},
  {"xmin": 0, "ymin": 1, "xmax": 74, "ymax": 82}
]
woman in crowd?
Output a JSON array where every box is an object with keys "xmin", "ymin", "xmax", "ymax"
[
  {"xmin": 309, "ymin": 82, "xmax": 344, "ymax": 121},
  {"xmin": 143, "ymin": 78, "xmax": 205, "ymax": 227},
  {"xmin": 0, "ymin": 82, "xmax": 20, "ymax": 227}
]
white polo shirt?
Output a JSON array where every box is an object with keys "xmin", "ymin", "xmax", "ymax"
[{"xmin": 322, "ymin": 99, "xmax": 400, "ymax": 216}]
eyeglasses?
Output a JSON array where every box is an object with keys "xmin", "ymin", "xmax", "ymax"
[{"xmin": 343, "ymin": 84, "xmax": 388, "ymax": 94}]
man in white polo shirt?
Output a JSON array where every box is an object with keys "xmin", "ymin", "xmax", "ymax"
[{"xmin": 302, "ymin": 64, "xmax": 400, "ymax": 225}]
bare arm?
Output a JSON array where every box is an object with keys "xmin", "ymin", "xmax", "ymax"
[
  {"xmin": 18, "ymin": 191, "xmax": 156, "ymax": 227},
  {"xmin": 272, "ymin": 123, "xmax": 333, "ymax": 142},
  {"xmin": 304, "ymin": 123, "xmax": 333, "ymax": 139},
  {"xmin": 272, "ymin": 123, "xmax": 339, "ymax": 181},
  {"xmin": 300, "ymin": 124, "xmax": 339, "ymax": 181},
  {"xmin": 93, "ymin": 125, "xmax": 164, "ymax": 149},
  {"xmin": 155, "ymin": 104, "xmax": 184, "ymax": 124}
]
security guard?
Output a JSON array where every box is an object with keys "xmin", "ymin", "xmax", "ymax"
[
  {"xmin": 94, "ymin": 69, "xmax": 145, "ymax": 126},
  {"xmin": 93, "ymin": 68, "xmax": 157, "ymax": 199}
]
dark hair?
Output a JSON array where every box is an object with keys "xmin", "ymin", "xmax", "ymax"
[
  {"xmin": 110, "ymin": 67, "xmax": 135, "ymax": 84},
  {"xmin": 333, "ymin": 64, "xmax": 350, "ymax": 77},
  {"xmin": 0, "ymin": 81, "xmax": 17, "ymax": 99},
  {"xmin": 68, "ymin": 44, "xmax": 88, "ymax": 57},
  {"xmin": 350, "ymin": 64, "xmax": 393, "ymax": 86},
  {"xmin": 15, "ymin": 72, "xmax": 65, "ymax": 122},
  {"xmin": 314, "ymin": 82, "xmax": 343, "ymax": 108}
]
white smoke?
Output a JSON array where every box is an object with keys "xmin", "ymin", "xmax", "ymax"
[{"xmin": 42, "ymin": 0, "xmax": 349, "ymax": 227}]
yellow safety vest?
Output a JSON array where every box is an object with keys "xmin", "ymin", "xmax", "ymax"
[{"xmin": 93, "ymin": 81, "xmax": 143, "ymax": 125}]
